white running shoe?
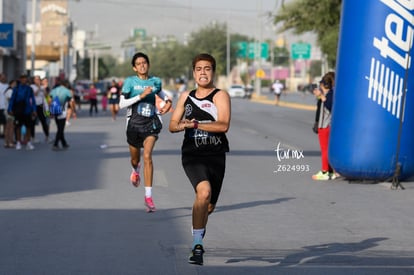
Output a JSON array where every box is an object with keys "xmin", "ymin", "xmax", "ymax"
[{"xmin": 26, "ymin": 142, "xmax": 35, "ymax": 150}]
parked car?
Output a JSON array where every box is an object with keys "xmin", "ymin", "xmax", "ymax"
[{"xmin": 228, "ymin": 84, "xmax": 246, "ymax": 98}]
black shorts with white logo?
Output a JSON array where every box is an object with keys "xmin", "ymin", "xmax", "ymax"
[
  {"xmin": 126, "ymin": 115, "xmax": 160, "ymax": 148},
  {"xmin": 182, "ymin": 153, "xmax": 226, "ymax": 205}
]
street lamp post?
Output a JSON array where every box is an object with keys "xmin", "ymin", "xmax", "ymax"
[
  {"xmin": 254, "ymin": 0, "xmax": 263, "ymax": 96},
  {"xmin": 226, "ymin": 11, "xmax": 230, "ymax": 78}
]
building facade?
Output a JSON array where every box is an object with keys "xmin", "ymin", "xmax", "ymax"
[
  {"xmin": 24, "ymin": 0, "xmax": 88, "ymax": 82},
  {"xmin": 0, "ymin": 0, "xmax": 27, "ymax": 79}
]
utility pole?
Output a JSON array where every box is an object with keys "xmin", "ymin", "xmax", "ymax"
[
  {"xmin": 226, "ymin": 11, "xmax": 230, "ymax": 78},
  {"xmin": 30, "ymin": 0, "xmax": 36, "ymax": 76},
  {"xmin": 254, "ymin": 0, "xmax": 263, "ymax": 96}
]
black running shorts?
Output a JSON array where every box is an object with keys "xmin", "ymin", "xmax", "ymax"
[
  {"xmin": 126, "ymin": 116, "xmax": 160, "ymax": 148},
  {"xmin": 126, "ymin": 128, "xmax": 158, "ymax": 148},
  {"xmin": 182, "ymin": 153, "xmax": 226, "ymax": 205}
]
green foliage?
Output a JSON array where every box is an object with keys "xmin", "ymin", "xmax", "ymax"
[
  {"xmin": 148, "ymin": 42, "xmax": 190, "ymax": 79},
  {"xmin": 274, "ymin": 0, "xmax": 341, "ymax": 68},
  {"xmin": 272, "ymin": 46, "xmax": 290, "ymax": 66},
  {"xmin": 111, "ymin": 61, "xmax": 133, "ymax": 77},
  {"xmin": 309, "ymin": 60, "xmax": 322, "ymax": 78},
  {"xmin": 187, "ymin": 23, "xmax": 228, "ymax": 76}
]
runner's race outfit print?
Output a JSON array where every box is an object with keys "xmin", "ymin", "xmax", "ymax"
[
  {"xmin": 122, "ymin": 75, "xmax": 162, "ymax": 133},
  {"xmin": 181, "ymin": 89, "xmax": 229, "ymax": 155}
]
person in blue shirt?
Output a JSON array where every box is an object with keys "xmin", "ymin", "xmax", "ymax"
[
  {"xmin": 120, "ymin": 52, "xmax": 172, "ymax": 212},
  {"xmin": 7, "ymin": 74, "xmax": 37, "ymax": 150}
]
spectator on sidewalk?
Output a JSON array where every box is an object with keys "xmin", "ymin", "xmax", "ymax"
[
  {"xmin": 88, "ymin": 83, "xmax": 98, "ymax": 116},
  {"xmin": 3, "ymin": 79, "xmax": 17, "ymax": 148},
  {"xmin": 312, "ymin": 72, "xmax": 336, "ymax": 180},
  {"xmin": 30, "ymin": 75, "xmax": 50, "ymax": 143},
  {"xmin": 7, "ymin": 74, "xmax": 37, "ymax": 150},
  {"xmin": 0, "ymin": 73, "xmax": 8, "ymax": 138},
  {"xmin": 49, "ymin": 79, "xmax": 73, "ymax": 150}
]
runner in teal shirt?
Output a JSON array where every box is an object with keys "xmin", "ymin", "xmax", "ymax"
[
  {"xmin": 119, "ymin": 52, "xmax": 172, "ymax": 212},
  {"xmin": 122, "ymin": 75, "xmax": 161, "ymax": 104}
]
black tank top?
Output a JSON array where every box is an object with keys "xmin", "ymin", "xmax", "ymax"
[{"xmin": 181, "ymin": 89, "xmax": 229, "ymax": 155}]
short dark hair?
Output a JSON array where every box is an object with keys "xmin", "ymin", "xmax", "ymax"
[
  {"xmin": 61, "ymin": 79, "xmax": 69, "ymax": 87},
  {"xmin": 131, "ymin": 52, "xmax": 150, "ymax": 67},
  {"xmin": 192, "ymin": 53, "xmax": 216, "ymax": 72}
]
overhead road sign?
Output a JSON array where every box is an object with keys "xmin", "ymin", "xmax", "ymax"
[
  {"xmin": 237, "ymin": 42, "xmax": 269, "ymax": 59},
  {"xmin": 291, "ymin": 43, "xmax": 311, "ymax": 60}
]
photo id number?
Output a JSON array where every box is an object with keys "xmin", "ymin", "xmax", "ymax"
[{"xmin": 274, "ymin": 164, "xmax": 310, "ymax": 173}]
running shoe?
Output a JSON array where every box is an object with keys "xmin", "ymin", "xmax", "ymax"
[
  {"xmin": 130, "ymin": 170, "xmax": 140, "ymax": 187},
  {"xmin": 329, "ymin": 172, "xmax": 337, "ymax": 180},
  {"xmin": 144, "ymin": 196, "xmax": 156, "ymax": 212},
  {"xmin": 26, "ymin": 142, "xmax": 34, "ymax": 150},
  {"xmin": 16, "ymin": 142, "xmax": 22, "ymax": 150},
  {"xmin": 188, "ymin": 244, "xmax": 204, "ymax": 265},
  {"xmin": 312, "ymin": 171, "xmax": 330, "ymax": 180}
]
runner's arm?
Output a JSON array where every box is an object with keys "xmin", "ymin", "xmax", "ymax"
[
  {"xmin": 169, "ymin": 91, "xmax": 188, "ymax": 132},
  {"xmin": 119, "ymin": 94, "xmax": 141, "ymax": 109},
  {"xmin": 157, "ymin": 90, "xmax": 171, "ymax": 102}
]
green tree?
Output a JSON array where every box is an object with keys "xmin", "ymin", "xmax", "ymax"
[
  {"xmin": 272, "ymin": 45, "xmax": 290, "ymax": 66},
  {"xmin": 148, "ymin": 41, "xmax": 190, "ymax": 79},
  {"xmin": 101, "ymin": 54, "xmax": 118, "ymax": 77},
  {"xmin": 274, "ymin": 0, "xmax": 341, "ymax": 68},
  {"xmin": 186, "ymin": 22, "xmax": 242, "ymax": 76},
  {"xmin": 309, "ymin": 60, "xmax": 322, "ymax": 77},
  {"xmin": 111, "ymin": 60, "xmax": 133, "ymax": 77}
]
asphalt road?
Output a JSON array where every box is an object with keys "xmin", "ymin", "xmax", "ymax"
[{"xmin": 0, "ymin": 94, "xmax": 413, "ymax": 275}]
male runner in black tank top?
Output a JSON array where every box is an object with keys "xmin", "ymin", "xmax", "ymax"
[{"xmin": 169, "ymin": 53, "xmax": 231, "ymax": 265}]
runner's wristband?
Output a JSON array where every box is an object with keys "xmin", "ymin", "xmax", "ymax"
[{"xmin": 193, "ymin": 120, "xmax": 199, "ymax": 129}]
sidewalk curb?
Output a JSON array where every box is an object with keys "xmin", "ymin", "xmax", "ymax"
[{"xmin": 250, "ymin": 94, "xmax": 316, "ymax": 111}]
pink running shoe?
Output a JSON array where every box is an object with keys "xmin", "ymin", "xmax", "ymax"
[
  {"xmin": 130, "ymin": 171, "xmax": 140, "ymax": 187},
  {"xmin": 144, "ymin": 196, "xmax": 156, "ymax": 212}
]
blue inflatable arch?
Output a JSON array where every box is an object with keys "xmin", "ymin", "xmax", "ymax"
[{"xmin": 329, "ymin": 0, "xmax": 414, "ymax": 181}]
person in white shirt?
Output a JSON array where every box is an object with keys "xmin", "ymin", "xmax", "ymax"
[
  {"xmin": 3, "ymin": 79, "xmax": 17, "ymax": 147},
  {"xmin": 0, "ymin": 73, "xmax": 8, "ymax": 137},
  {"xmin": 30, "ymin": 75, "xmax": 49, "ymax": 142},
  {"xmin": 272, "ymin": 80, "xmax": 284, "ymax": 105}
]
